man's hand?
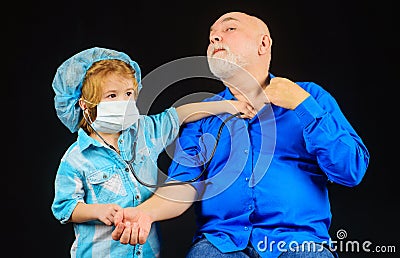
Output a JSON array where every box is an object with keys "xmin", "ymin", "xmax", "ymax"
[
  {"xmin": 264, "ymin": 77, "xmax": 310, "ymax": 110},
  {"xmin": 112, "ymin": 207, "xmax": 154, "ymax": 245}
]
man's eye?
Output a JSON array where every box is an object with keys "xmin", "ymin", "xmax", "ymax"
[
  {"xmin": 126, "ymin": 92, "xmax": 133, "ymax": 97},
  {"xmin": 226, "ymin": 27, "xmax": 236, "ymax": 31}
]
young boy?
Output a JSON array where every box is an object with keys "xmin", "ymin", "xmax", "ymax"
[{"xmin": 51, "ymin": 47, "xmax": 255, "ymax": 258}]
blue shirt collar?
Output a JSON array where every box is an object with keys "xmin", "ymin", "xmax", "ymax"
[
  {"xmin": 76, "ymin": 120, "xmax": 141, "ymax": 152},
  {"xmin": 77, "ymin": 128, "xmax": 103, "ymax": 151}
]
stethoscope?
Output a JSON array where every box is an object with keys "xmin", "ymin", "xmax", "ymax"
[{"xmin": 84, "ymin": 110, "xmax": 243, "ymax": 188}]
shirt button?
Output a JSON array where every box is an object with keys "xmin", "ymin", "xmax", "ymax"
[
  {"xmin": 135, "ymin": 195, "xmax": 140, "ymax": 200},
  {"xmin": 136, "ymin": 251, "xmax": 141, "ymax": 255},
  {"xmin": 119, "ymin": 139, "xmax": 123, "ymax": 143},
  {"xmin": 244, "ymin": 226, "xmax": 249, "ymax": 231},
  {"xmin": 248, "ymin": 205, "xmax": 253, "ymax": 210},
  {"xmin": 244, "ymin": 150, "xmax": 249, "ymax": 154},
  {"xmin": 103, "ymin": 174, "xmax": 107, "ymax": 179},
  {"xmin": 125, "ymin": 167, "xmax": 130, "ymax": 172},
  {"xmin": 245, "ymin": 177, "xmax": 249, "ymax": 181}
]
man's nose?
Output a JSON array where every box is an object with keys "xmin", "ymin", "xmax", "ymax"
[{"xmin": 209, "ymin": 33, "xmax": 222, "ymax": 44}]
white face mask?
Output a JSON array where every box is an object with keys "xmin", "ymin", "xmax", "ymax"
[{"xmin": 91, "ymin": 100, "xmax": 140, "ymax": 133}]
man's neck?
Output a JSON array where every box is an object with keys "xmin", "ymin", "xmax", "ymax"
[{"xmin": 224, "ymin": 72, "xmax": 270, "ymax": 111}]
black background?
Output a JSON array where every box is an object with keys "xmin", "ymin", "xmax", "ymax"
[{"xmin": 5, "ymin": 0, "xmax": 397, "ymax": 257}]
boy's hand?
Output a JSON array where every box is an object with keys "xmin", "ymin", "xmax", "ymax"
[
  {"xmin": 226, "ymin": 100, "xmax": 256, "ymax": 119},
  {"xmin": 93, "ymin": 203, "xmax": 123, "ymax": 226}
]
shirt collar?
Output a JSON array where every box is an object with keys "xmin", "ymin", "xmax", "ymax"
[
  {"xmin": 77, "ymin": 128, "xmax": 102, "ymax": 151},
  {"xmin": 76, "ymin": 120, "xmax": 140, "ymax": 152},
  {"xmin": 221, "ymin": 87, "xmax": 236, "ymax": 100}
]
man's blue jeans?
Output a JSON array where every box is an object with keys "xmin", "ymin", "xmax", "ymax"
[{"xmin": 186, "ymin": 237, "xmax": 337, "ymax": 258}]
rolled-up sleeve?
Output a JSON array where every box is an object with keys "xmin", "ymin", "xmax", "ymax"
[
  {"xmin": 51, "ymin": 160, "xmax": 84, "ymax": 224},
  {"xmin": 143, "ymin": 107, "xmax": 180, "ymax": 154},
  {"xmin": 167, "ymin": 119, "xmax": 208, "ymax": 195}
]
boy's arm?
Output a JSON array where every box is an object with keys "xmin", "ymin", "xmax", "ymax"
[
  {"xmin": 70, "ymin": 202, "xmax": 122, "ymax": 226},
  {"xmin": 175, "ymin": 100, "xmax": 255, "ymax": 125}
]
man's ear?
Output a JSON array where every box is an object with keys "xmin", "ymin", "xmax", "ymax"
[{"xmin": 258, "ymin": 34, "xmax": 272, "ymax": 55}]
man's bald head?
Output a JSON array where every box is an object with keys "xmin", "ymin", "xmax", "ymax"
[
  {"xmin": 212, "ymin": 11, "xmax": 270, "ymax": 37},
  {"xmin": 207, "ymin": 11, "xmax": 273, "ymax": 82}
]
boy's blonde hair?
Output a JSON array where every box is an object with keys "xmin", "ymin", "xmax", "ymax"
[{"xmin": 79, "ymin": 59, "xmax": 139, "ymax": 134}]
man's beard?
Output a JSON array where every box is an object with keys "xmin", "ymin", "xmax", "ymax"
[{"xmin": 207, "ymin": 45, "xmax": 248, "ymax": 80}]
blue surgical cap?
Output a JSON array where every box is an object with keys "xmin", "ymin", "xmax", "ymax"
[{"xmin": 52, "ymin": 47, "xmax": 142, "ymax": 133}]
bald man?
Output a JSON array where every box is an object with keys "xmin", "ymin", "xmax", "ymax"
[{"xmin": 112, "ymin": 12, "xmax": 369, "ymax": 258}]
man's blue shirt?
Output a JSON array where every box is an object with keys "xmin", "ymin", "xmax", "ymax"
[{"xmin": 167, "ymin": 75, "xmax": 370, "ymax": 257}]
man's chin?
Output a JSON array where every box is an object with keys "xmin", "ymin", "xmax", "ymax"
[
  {"xmin": 209, "ymin": 65, "xmax": 237, "ymax": 80},
  {"xmin": 211, "ymin": 72, "xmax": 234, "ymax": 80}
]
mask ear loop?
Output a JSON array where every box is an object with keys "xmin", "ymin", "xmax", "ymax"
[
  {"xmin": 79, "ymin": 98, "xmax": 95, "ymax": 125},
  {"xmin": 81, "ymin": 105, "xmax": 119, "ymax": 153},
  {"xmin": 80, "ymin": 98, "xmax": 97, "ymax": 107},
  {"xmin": 82, "ymin": 108, "xmax": 93, "ymax": 124},
  {"xmin": 83, "ymin": 108, "xmax": 94, "ymax": 125},
  {"xmin": 80, "ymin": 98, "xmax": 96, "ymax": 129}
]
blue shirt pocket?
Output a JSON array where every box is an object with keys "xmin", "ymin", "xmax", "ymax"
[{"xmin": 87, "ymin": 167, "xmax": 127, "ymax": 203}]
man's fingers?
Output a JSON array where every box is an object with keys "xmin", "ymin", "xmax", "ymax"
[
  {"xmin": 138, "ymin": 226, "xmax": 150, "ymax": 245},
  {"xmin": 129, "ymin": 223, "xmax": 139, "ymax": 245},
  {"xmin": 112, "ymin": 222, "xmax": 125, "ymax": 241},
  {"xmin": 120, "ymin": 222, "xmax": 132, "ymax": 245}
]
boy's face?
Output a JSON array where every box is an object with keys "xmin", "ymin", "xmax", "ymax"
[{"xmin": 101, "ymin": 73, "xmax": 136, "ymax": 102}]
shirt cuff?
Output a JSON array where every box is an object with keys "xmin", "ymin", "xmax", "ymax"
[
  {"xmin": 167, "ymin": 106, "xmax": 180, "ymax": 133},
  {"xmin": 294, "ymin": 96, "xmax": 326, "ymax": 128}
]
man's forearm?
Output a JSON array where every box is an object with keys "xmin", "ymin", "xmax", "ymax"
[{"xmin": 138, "ymin": 183, "xmax": 197, "ymax": 222}]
